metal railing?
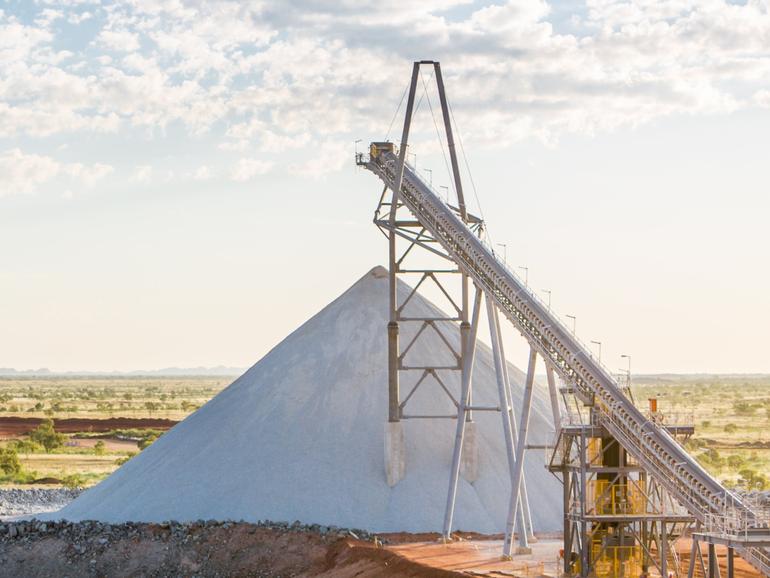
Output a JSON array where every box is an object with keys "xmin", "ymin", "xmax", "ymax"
[{"xmin": 362, "ymin": 149, "xmax": 770, "ymax": 576}]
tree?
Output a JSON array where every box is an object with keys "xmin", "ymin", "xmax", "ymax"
[
  {"xmin": 0, "ymin": 447, "xmax": 21, "ymax": 475},
  {"xmin": 94, "ymin": 440, "xmax": 106, "ymax": 456},
  {"xmin": 29, "ymin": 418, "xmax": 66, "ymax": 453}
]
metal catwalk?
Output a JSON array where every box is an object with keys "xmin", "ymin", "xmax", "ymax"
[{"xmin": 357, "ymin": 60, "xmax": 770, "ymax": 576}]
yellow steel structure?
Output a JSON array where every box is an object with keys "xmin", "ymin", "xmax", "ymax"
[
  {"xmin": 592, "ymin": 544, "xmax": 643, "ymax": 578},
  {"xmin": 589, "ymin": 480, "xmax": 647, "ymax": 516}
]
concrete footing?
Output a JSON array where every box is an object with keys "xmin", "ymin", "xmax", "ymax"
[
  {"xmin": 385, "ymin": 421, "xmax": 406, "ymax": 486},
  {"xmin": 515, "ymin": 546, "xmax": 533, "ymax": 555},
  {"xmin": 460, "ymin": 421, "xmax": 479, "ymax": 482}
]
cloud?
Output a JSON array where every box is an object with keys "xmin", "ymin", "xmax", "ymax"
[
  {"xmin": 0, "ymin": 148, "xmax": 112, "ymax": 197},
  {"xmin": 292, "ymin": 139, "xmax": 349, "ymax": 178},
  {"xmin": 96, "ymin": 29, "xmax": 141, "ymax": 52},
  {"xmin": 3, "ymin": 0, "xmax": 770, "ymax": 184},
  {"xmin": 131, "ymin": 165, "xmax": 153, "ymax": 183},
  {"xmin": 193, "ymin": 165, "xmax": 212, "ymax": 180},
  {"xmin": 230, "ymin": 158, "xmax": 274, "ymax": 181}
]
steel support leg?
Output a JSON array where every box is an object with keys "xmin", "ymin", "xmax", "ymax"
[
  {"xmin": 564, "ymin": 469, "xmax": 572, "ymax": 575},
  {"xmin": 433, "ymin": 62, "xmax": 467, "ymax": 220},
  {"xmin": 503, "ymin": 346, "xmax": 537, "ymax": 557},
  {"xmin": 687, "ymin": 538, "xmax": 697, "ymax": 578},
  {"xmin": 579, "ymin": 431, "xmax": 589, "ymax": 577},
  {"xmin": 486, "ymin": 296, "xmax": 528, "ymax": 554},
  {"xmin": 661, "ymin": 523, "xmax": 668, "ymax": 578},
  {"xmin": 391, "ymin": 62, "xmax": 419, "ymax": 217},
  {"xmin": 386, "ymin": 61, "xmax": 419, "ymax": 421},
  {"xmin": 546, "ymin": 364, "xmax": 562, "ymax": 433},
  {"xmin": 708, "ymin": 543, "xmax": 716, "ymax": 578},
  {"xmin": 443, "ymin": 288, "xmax": 482, "ymax": 538},
  {"xmin": 492, "ymin": 306, "xmax": 533, "ymax": 546},
  {"xmin": 727, "ymin": 547, "xmax": 734, "ymax": 578}
]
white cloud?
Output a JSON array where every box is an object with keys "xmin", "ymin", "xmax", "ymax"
[
  {"xmin": 131, "ymin": 165, "xmax": 153, "ymax": 183},
  {"xmin": 3, "ymin": 0, "xmax": 770, "ymax": 181},
  {"xmin": 97, "ymin": 29, "xmax": 141, "ymax": 52},
  {"xmin": 292, "ymin": 139, "xmax": 349, "ymax": 178},
  {"xmin": 64, "ymin": 162, "xmax": 113, "ymax": 186},
  {"xmin": 230, "ymin": 158, "xmax": 273, "ymax": 181},
  {"xmin": 193, "ymin": 166, "xmax": 212, "ymax": 180},
  {"xmin": 0, "ymin": 148, "xmax": 112, "ymax": 197}
]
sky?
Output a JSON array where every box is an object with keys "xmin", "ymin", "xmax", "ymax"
[{"xmin": 1, "ymin": 0, "xmax": 769, "ymax": 374}]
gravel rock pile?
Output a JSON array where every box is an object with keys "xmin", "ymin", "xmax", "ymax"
[
  {"xmin": 0, "ymin": 519, "xmax": 382, "ymax": 577},
  {"xmin": 0, "ymin": 488, "xmax": 82, "ymax": 518},
  {"xmin": 0, "ymin": 518, "xmax": 376, "ymax": 544}
]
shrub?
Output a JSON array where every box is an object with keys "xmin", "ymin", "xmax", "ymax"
[
  {"xmin": 115, "ymin": 452, "xmax": 136, "ymax": 466},
  {"xmin": 733, "ymin": 401, "xmax": 756, "ymax": 416},
  {"xmin": 727, "ymin": 455, "xmax": 745, "ymax": 469},
  {"xmin": 93, "ymin": 440, "xmax": 106, "ymax": 456},
  {"xmin": 739, "ymin": 468, "xmax": 769, "ymax": 490},
  {"xmin": 8, "ymin": 439, "xmax": 43, "ymax": 453},
  {"xmin": 29, "ymin": 418, "xmax": 66, "ymax": 453},
  {"xmin": 62, "ymin": 474, "xmax": 85, "ymax": 488},
  {"xmin": 724, "ymin": 423, "xmax": 738, "ymax": 434},
  {"xmin": 0, "ymin": 448, "xmax": 21, "ymax": 475},
  {"xmin": 138, "ymin": 432, "xmax": 160, "ymax": 450}
]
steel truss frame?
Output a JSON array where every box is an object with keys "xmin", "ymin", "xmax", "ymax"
[
  {"xmin": 364, "ymin": 60, "xmax": 565, "ymax": 556},
  {"xmin": 359, "ymin": 60, "xmax": 770, "ymax": 573},
  {"xmin": 552, "ymin": 420, "xmax": 696, "ymax": 577}
]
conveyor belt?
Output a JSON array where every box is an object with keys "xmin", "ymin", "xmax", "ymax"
[{"xmin": 363, "ymin": 149, "xmax": 770, "ymax": 575}]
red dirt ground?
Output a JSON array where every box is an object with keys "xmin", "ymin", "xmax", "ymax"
[{"xmin": 0, "ymin": 417, "xmax": 177, "ymax": 437}]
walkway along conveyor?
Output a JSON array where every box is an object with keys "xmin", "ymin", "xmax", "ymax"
[{"xmin": 356, "ymin": 60, "xmax": 770, "ymax": 578}]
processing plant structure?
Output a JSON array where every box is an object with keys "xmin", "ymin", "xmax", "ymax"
[{"xmin": 357, "ymin": 60, "xmax": 770, "ymax": 578}]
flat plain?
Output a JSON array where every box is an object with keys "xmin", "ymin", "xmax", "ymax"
[{"xmin": 1, "ymin": 374, "xmax": 769, "ymax": 489}]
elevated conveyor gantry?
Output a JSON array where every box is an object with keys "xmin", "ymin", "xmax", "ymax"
[{"xmin": 358, "ymin": 74, "xmax": 770, "ymax": 572}]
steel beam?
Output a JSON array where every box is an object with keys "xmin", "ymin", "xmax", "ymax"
[
  {"xmin": 443, "ymin": 287, "xmax": 482, "ymax": 538},
  {"xmin": 493, "ymin": 305, "xmax": 533, "ymax": 546},
  {"xmin": 486, "ymin": 295, "xmax": 528, "ymax": 553},
  {"xmin": 432, "ymin": 62, "xmax": 466, "ymax": 221},
  {"xmin": 503, "ymin": 346, "xmax": 537, "ymax": 557},
  {"xmin": 546, "ymin": 364, "xmax": 562, "ymax": 435}
]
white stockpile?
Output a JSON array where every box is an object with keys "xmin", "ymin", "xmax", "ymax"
[{"xmin": 50, "ymin": 266, "xmax": 562, "ymax": 533}]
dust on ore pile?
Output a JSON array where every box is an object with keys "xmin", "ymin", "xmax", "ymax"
[{"xmin": 0, "ymin": 519, "xmax": 452, "ymax": 578}]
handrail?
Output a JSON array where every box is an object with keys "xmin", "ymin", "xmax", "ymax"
[{"xmin": 363, "ymin": 149, "xmax": 770, "ymax": 575}]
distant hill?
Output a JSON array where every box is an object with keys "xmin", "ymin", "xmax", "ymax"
[{"xmin": 0, "ymin": 366, "xmax": 246, "ymax": 377}]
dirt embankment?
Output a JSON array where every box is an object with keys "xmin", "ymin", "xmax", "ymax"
[
  {"xmin": 0, "ymin": 520, "xmax": 461, "ymax": 578},
  {"xmin": 0, "ymin": 417, "xmax": 177, "ymax": 437}
]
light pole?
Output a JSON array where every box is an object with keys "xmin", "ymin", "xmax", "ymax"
[
  {"xmin": 566, "ymin": 315, "xmax": 576, "ymax": 335},
  {"xmin": 496, "ymin": 243, "xmax": 507, "ymax": 264},
  {"xmin": 542, "ymin": 289, "xmax": 551, "ymax": 310},
  {"xmin": 440, "ymin": 185, "xmax": 448, "ymax": 202},
  {"xmin": 424, "ymin": 168, "xmax": 432, "ymax": 187},
  {"xmin": 591, "ymin": 340, "xmax": 602, "ymax": 361},
  {"xmin": 518, "ymin": 266, "xmax": 528, "ymax": 286},
  {"xmin": 621, "ymin": 354, "xmax": 631, "ymax": 388},
  {"xmin": 354, "ymin": 139, "xmax": 362, "ymax": 171}
]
